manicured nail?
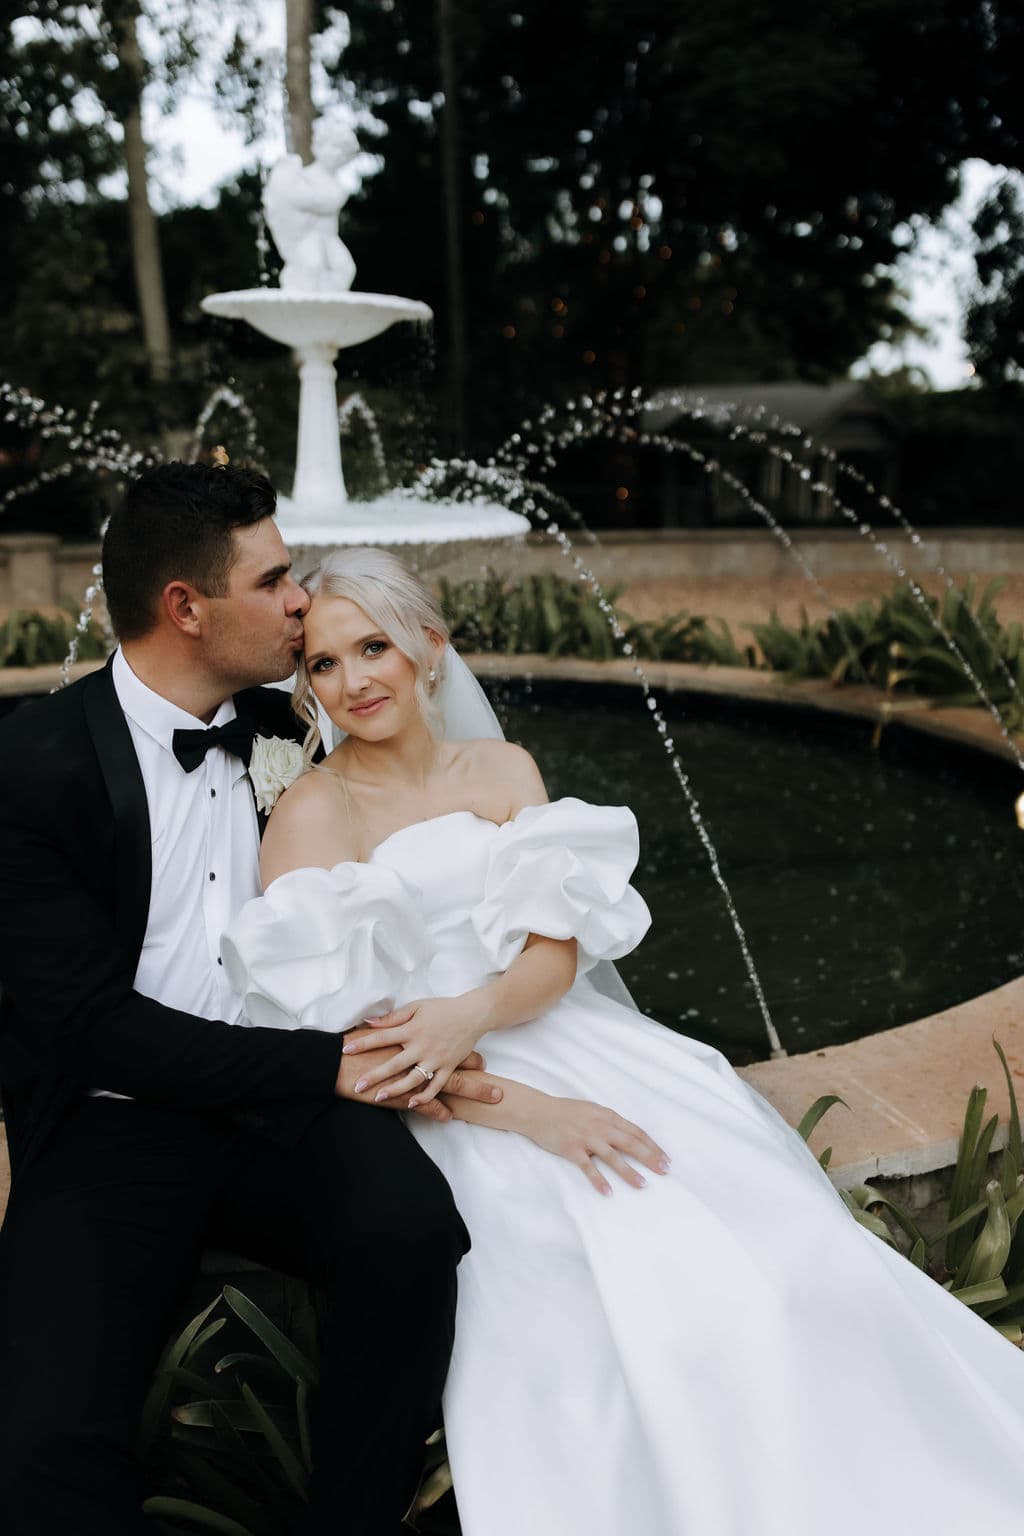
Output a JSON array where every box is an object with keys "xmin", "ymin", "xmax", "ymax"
[
  {"xmin": 408, "ymin": 1098, "xmax": 420, "ymax": 1109},
  {"xmin": 354, "ymin": 1079, "xmax": 368, "ymax": 1094},
  {"xmin": 374, "ymin": 1090, "xmax": 388, "ymax": 1103},
  {"xmin": 601, "ymin": 1184, "xmax": 612, "ymax": 1196},
  {"xmin": 635, "ymin": 1176, "xmax": 647, "ymax": 1188},
  {"xmin": 656, "ymin": 1157, "xmax": 671, "ymax": 1173}
]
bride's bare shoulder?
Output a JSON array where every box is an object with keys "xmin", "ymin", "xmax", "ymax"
[
  {"xmin": 451, "ymin": 738, "xmax": 548, "ymax": 814},
  {"xmin": 260, "ymin": 762, "xmax": 359, "ymax": 885}
]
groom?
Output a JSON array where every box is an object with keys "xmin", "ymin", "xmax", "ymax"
[{"xmin": 0, "ymin": 462, "xmax": 497, "ymax": 1534}]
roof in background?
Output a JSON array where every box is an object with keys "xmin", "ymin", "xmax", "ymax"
[{"xmin": 643, "ymin": 382, "xmax": 896, "ymax": 444}]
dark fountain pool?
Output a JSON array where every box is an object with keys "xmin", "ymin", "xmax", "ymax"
[{"xmin": 488, "ymin": 677, "xmax": 1024, "ymax": 1066}]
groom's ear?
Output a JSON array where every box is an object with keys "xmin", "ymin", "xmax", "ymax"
[{"xmin": 161, "ymin": 579, "xmax": 203, "ymax": 637}]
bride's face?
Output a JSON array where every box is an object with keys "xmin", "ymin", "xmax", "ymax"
[{"xmin": 303, "ymin": 593, "xmax": 424, "ymax": 739}]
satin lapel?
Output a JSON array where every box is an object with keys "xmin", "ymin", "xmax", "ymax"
[
  {"xmin": 83, "ymin": 658, "xmax": 152, "ymax": 965},
  {"xmin": 234, "ymin": 685, "xmax": 296, "ymax": 840}
]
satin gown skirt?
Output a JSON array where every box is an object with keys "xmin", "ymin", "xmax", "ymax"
[{"xmin": 223, "ymin": 799, "xmax": 1024, "ymax": 1536}]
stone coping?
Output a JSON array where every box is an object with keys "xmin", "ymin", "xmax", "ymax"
[
  {"xmin": 738, "ymin": 982, "xmax": 1024, "ymax": 1188},
  {"xmin": 467, "ymin": 650, "xmax": 1022, "ymax": 763},
  {"xmin": 4, "ymin": 526, "xmax": 1022, "ymax": 553},
  {"xmin": 0, "ymin": 658, "xmax": 104, "ymax": 697},
  {"xmin": 520, "ymin": 525, "xmax": 1024, "ymax": 548},
  {"xmin": 0, "ymin": 651, "xmax": 1021, "ymax": 1200}
]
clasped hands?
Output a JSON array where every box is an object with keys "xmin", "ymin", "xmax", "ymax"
[
  {"xmin": 336, "ymin": 994, "xmax": 673, "ymax": 1198},
  {"xmin": 336, "ymin": 994, "xmax": 497, "ymax": 1125},
  {"xmin": 344, "ymin": 994, "xmax": 486, "ymax": 1103}
]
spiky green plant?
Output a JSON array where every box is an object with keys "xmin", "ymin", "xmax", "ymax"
[
  {"xmin": 438, "ymin": 570, "xmax": 753, "ymax": 666},
  {"xmin": 752, "ymin": 579, "xmax": 1024, "ymax": 727},
  {"xmin": 140, "ymin": 1280, "xmax": 454, "ymax": 1535},
  {"xmin": 800, "ymin": 1038, "xmax": 1024, "ymax": 1344}
]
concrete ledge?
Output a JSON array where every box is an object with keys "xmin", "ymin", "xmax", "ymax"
[
  {"xmin": 465, "ymin": 651, "xmax": 1021, "ymax": 763},
  {"xmin": 0, "ymin": 659, "xmax": 105, "ymax": 698},
  {"xmin": 737, "ymin": 980, "xmax": 1024, "ymax": 1187}
]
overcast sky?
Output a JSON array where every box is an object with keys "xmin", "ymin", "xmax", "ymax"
[{"xmin": 141, "ymin": 9, "xmax": 1003, "ymax": 393}]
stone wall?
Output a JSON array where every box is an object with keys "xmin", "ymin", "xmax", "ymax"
[
  {"xmin": 4, "ymin": 525, "xmax": 1022, "ymax": 622},
  {"xmin": 303, "ymin": 526, "xmax": 1024, "ymax": 589},
  {"xmin": 0, "ymin": 534, "xmax": 102, "ymax": 613}
]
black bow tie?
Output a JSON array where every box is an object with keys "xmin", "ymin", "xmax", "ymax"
[{"xmin": 171, "ymin": 717, "xmax": 258, "ymax": 773}]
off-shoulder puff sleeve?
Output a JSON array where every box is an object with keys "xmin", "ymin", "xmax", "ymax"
[
  {"xmin": 221, "ymin": 862, "xmax": 430, "ymax": 1034},
  {"xmin": 471, "ymin": 797, "xmax": 652, "ymax": 974}
]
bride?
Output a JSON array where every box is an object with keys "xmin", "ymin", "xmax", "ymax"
[{"xmin": 223, "ymin": 548, "xmax": 1024, "ymax": 1536}]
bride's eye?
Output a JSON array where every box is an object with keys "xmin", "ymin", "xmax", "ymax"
[
  {"xmin": 310, "ymin": 658, "xmax": 335, "ymax": 674},
  {"xmin": 364, "ymin": 639, "xmax": 388, "ymax": 656}
]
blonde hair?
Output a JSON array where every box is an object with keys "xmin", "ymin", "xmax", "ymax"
[{"xmin": 293, "ymin": 546, "xmax": 450, "ymax": 756}]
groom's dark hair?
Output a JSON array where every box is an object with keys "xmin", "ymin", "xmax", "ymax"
[{"xmin": 102, "ymin": 461, "xmax": 277, "ymax": 639}]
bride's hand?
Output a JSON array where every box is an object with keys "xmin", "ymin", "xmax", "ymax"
[
  {"xmin": 519, "ymin": 1096, "xmax": 671, "ymax": 1196},
  {"xmin": 341, "ymin": 996, "xmax": 487, "ymax": 1106}
]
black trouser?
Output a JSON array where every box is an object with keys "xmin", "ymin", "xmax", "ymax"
[{"xmin": 0, "ymin": 1096, "xmax": 468, "ymax": 1535}]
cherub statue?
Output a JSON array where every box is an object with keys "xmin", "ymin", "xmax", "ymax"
[{"xmin": 264, "ymin": 109, "xmax": 361, "ymax": 293}]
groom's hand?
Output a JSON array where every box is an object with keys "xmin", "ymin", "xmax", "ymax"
[{"xmin": 336, "ymin": 1026, "xmax": 501, "ymax": 1123}]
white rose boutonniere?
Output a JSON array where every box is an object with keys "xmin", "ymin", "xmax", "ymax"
[{"xmin": 248, "ymin": 735, "xmax": 307, "ymax": 815}]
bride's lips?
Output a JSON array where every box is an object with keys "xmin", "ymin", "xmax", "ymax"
[{"xmin": 349, "ymin": 696, "xmax": 388, "ymax": 717}]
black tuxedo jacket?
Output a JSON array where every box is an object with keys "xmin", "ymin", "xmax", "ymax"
[{"xmin": 0, "ymin": 657, "xmax": 342, "ymax": 1177}]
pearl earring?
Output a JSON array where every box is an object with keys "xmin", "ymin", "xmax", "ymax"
[{"xmin": 428, "ymin": 667, "xmax": 437, "ymax": 685}]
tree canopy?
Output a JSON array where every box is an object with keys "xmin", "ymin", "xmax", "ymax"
[
  {"xmin": 334, "ymin": 0, "xmax": 1024, "ymax": 444},
  {"xmin": 2, "ymin": 0, "xmax": 1023, "ymax": 488}
]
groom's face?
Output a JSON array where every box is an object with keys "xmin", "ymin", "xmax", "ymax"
[{"xmin": 196, "ymin": 517, "xmax": 309, "ymax": 688}]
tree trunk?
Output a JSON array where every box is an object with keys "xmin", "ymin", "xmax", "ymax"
[
  {"xmin": 285, "ymin": 0, "xmax": 314, "ymax": 164},
  {"xmin": 113, "ymin": 2, "xmax": 173, "ymax": 386},
  {"xmin": 436, "ymin": 0, "xmax": 469, "ymax": 451},
  {"xmin": 437, "ymin": 0, "xmax": 468, "ymax": 454}
]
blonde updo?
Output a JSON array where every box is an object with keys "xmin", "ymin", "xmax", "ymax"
[{"xmin": 293, "ymin": 547, "xmax": 450, "ymax": 755}]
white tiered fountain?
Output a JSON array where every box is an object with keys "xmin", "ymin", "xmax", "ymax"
[{"xmin": 202, "ymin": 109, "xmax": 529, "ymax": 554}]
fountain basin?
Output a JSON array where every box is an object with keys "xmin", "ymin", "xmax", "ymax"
[
  {"xmin": 480, "ymin": 666, "xmax": 1024, "ymax": 1065},
  {"xmin": 201, "ymin": 289, "xmax": 432, "ymax": 349}
]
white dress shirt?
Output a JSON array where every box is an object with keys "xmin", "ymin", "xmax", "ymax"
[{"xmin": 110, "ymin": 646, "xmax": 262, "ymax": 1030}]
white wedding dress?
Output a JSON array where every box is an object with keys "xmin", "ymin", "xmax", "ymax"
[{"xmin": 223, "ymin": 798, "xmax": 1024, "ymax": 1536}]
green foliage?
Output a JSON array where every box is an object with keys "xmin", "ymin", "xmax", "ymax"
[
  {"xmin": 439, "ymin": 570, "xmax": 753, "ymax": 665},
  {"xmin": 802, "ymin": 1039, "xmax": 1024, "ymax": 1345},
  {"xmin": 750, "ymin": 578, "xmax": 1024, "ymax": 728},
  {"xmin": 441, "ymin": 572, "xmax": 1024, "ymax": 739},
  {"xmin": 140, "ymin": 1281, "xmax": 321, "ymax": 1535},
  {"xmin": 140, "ymin": 1280, "xmax": 453, "ymax": 1534},
  {"xmin": 967, "ymin": 179, "xmax": 1024, "ymax": 386},
  {"xmin": 0, "ymin": 607, "xmax": 106, "ymax": 668},
  {"xmin": 5, "ymin": 2, "xmax": 1024, "ymax": 460},
  {"xmin": 339, "ymin": 0, "xmax": 1024, "ymax": 447}
]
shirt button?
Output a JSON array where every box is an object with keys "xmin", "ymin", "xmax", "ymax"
[
  {"xmin": 211, "ymin": 788, "xmax": 217, "ymax": 799},
  {"xmin": 209, "ymin": 872, "xmax": 216, "ymax": 882},
  {"xmin": 217, "ymin": 957, "xmax": 223, "ymax": 966}
]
